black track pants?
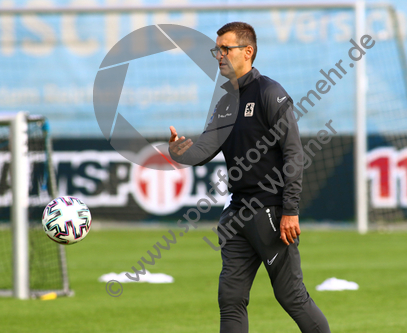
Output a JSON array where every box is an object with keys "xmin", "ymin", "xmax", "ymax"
[{"xmin": 217, "ymin": 205, "xmax": 330, "ymax": 333}]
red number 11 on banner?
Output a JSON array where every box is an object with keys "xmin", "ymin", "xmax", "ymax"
[{"xmin": 367, "ymin": 147, "xmax": 407, "ymax": 208}]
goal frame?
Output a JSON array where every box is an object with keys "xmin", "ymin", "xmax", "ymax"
[{"xmin": 0, "ymin": 111, "xmax": 71, "ymax": 299}]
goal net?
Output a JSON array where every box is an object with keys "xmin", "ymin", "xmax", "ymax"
[
  {"xmin": 364, "ymin": 5, "xmax": 407, "ymax": 227},
  {"xmin": 0, "ymin": 112, "xmax": 71, "ymax": 298}
]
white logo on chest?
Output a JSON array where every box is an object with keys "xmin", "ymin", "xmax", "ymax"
[{"xmin": 244, "ymin": 103, "xmax": 255, "ymax": 117}]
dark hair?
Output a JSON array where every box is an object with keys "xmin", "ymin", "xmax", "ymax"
[{"xmin": 217, "ymin": 22, "xmax": 257, "ymax": 63}]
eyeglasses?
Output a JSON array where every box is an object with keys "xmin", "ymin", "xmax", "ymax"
[{"xmin": 210, "ymin": 45, "xmax": 247, "ymax": 58}]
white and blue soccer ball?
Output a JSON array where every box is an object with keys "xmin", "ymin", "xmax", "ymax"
[{"xmin": 42, "ymin": 196, "xmax": 92, "ymax": 245}]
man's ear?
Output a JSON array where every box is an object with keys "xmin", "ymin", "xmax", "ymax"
[{"xmin": 245, "ymin": 46, "xmax": 254, "ymax": 61}]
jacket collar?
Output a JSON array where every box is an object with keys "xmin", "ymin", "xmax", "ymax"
[{"xmin": 221, "ymin": 67, "xmax": 260, "ymax": 93}]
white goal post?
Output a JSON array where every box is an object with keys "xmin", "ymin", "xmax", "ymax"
[
  {"xmin": 0, "ymin": 112, "xmax": 71, "ymax": 299},
  {"xmin": 0, "ymin": 112, "xmax": 30, "ymax": 298},
  {"xmin": 11, "ymin": 112, "xmax": 30, "ymax": 299},
  {"xmin": 355, "ymin": 1, "xmax": 368, "ymax": 234}
]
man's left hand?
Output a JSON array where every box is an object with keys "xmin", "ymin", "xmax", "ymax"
[
  {"xmin": 280, "ymin": 215, "xmax": 301, "ymax": 246},
  {"xmin": 169, "ymin": 126, "xmax": 193, "ymax": 156}
]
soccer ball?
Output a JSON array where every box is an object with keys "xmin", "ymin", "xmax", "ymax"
[{"xmin": 42, "ymin": 196, "xmax": 92, "ymax": 245}]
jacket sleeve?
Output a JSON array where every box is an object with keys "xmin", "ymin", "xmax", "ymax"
[
  {"xmin": 263, "ymin": 84, "xmax": 303, "ymax": 216},
  {"xmin": 168, "ymin": 100, "xmax": 226, "ymax": 166}
]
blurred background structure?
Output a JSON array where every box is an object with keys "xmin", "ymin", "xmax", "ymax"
[
  {"xmin": 1, "ymin": 5, "xmax": 407, "ymax": 333},
  {"xmin": 1, "ymin": 0, "xmax": 407, "ymax": 298}
]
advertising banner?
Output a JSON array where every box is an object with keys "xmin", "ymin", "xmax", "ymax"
[{"xmin": 1, "ymin": 136, "xmax": 407, "ymax": 223}]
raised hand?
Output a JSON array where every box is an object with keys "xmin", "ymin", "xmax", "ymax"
[{"xmin": 169, "ymin": 126, "xmax": 193, "ymax": 156}]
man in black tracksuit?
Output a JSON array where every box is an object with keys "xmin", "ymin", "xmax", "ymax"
[{"xmin": 169, "ymin": 22, "xmax": 330, "ymax": 333}]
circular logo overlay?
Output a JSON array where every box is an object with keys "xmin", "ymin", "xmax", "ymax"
[{"xmin": 93, "ymin": 24, "xmax": 238, "ymax": 171}]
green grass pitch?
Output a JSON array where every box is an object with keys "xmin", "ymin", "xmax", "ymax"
[{"xmin": 1, "ymin": 228, "xmax": 407, "ymax": 332}]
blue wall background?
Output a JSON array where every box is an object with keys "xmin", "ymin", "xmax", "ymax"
[{"xmin": 1, "ymin": 0, "xmax": 407, "ymax": 138}]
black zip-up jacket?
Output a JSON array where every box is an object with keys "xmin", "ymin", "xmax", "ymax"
[{"xmin": 170, "ymin": 67, "xmax": 303, "ymax": 216}]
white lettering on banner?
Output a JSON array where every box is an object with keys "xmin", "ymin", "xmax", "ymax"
[
  {"xmin": 51, "ymin": 151, "xmax": 132, "ymax": 206},
  {"xmin": 120, "ymin": 85, "xmax": 198, "ymax": 107},
  {"xmin": 153, "ymin": 0, "xmax": 197, "ymax": 56},
  {"xmin": 105, "ymin": 0, "xmax": 121, "ymax": 52},
  {"xmin": 296, "ymin": 12, "xmax": 317, "ymax": 43},
  {"xmin": 270, "ymin": 10, "xmax": 296, "ymax": 43},
  {"xmin": 333, "ymin": 13, "xmax": 352, "ymax": 42},
  {"xmin": 43, "ymin": 84, "xmax": 93, "ymax": 104},
  {"xmin": 61, "ymin": 0, "xmax": 100, "ymax": 56},
  {"xmin": 0, "ymin": 148, "xmax": 227, "ymax": 213},
  {"xmin": 128, "ymin": 0, "xmax": 148, "ymax": 48},
  {"xmin": 1, "ymin": 7, "xmax": 405, "ymax": 57},
  {"xmin": 0, "ymin": 87, "xmax": 41, "ymax": 106},
  {"xmin": 182, "ymin": 163, "xmax": 227, "ymax": 207},
  {"xmin": 0, "ymin": 151, "xmax": 133, "ymax": 207},
  {"xmin": 21, "ymin": 0, "xmax": 56, "ymax": 56},
  {"xmin": 367, "ymin": 147, "xmax": 407, "ymax": 208},
  {"xmin": 271, "ymin": 10, "xmax": 354, "ymax": 43},
  {"xmin": 367, "ymin": 10, "xmax": 392, "ymax": 40},
  {"xmin": 131, "ymin": 144, "xmax": 227, "ymax": 215},
  {"xmin": 0, "ymin": 0, "xmax": 15, "ymax": 56},
  {"xmin": 319, "ymin": 15, "xmax": 329, "ymax": 41},
  {"xmin": 6, "ymin": 146, "xmax": 407, "ymax": 211},
  {"xmin": 103, "ymin": 0, "xmax": 149, "ymax": 53},
  {"xmin": 0, "ymin": 84, "xmax": 197, "ymax": 106}
]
